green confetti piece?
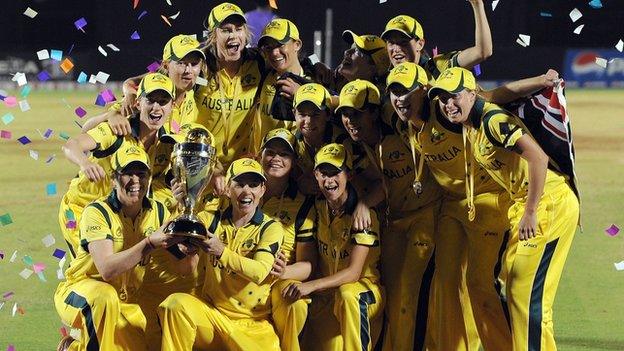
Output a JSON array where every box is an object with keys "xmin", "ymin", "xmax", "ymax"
[
  {"xmin": 22, "ymin": 255, "xmax": 33, "ymax": 266},
  {"xmin": 0, "ymin": 213, "xmax": 13, "ymax": 226},
  {"xmin": 59, "ymin": 132, "xmax": 70, "ymax": 140}
]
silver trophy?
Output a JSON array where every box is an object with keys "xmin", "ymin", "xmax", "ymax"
[{"xmin": 165, "ymin": 128, "xmax": 217, "ymax": 239}]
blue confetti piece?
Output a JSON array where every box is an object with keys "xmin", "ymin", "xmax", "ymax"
[
  {"xmin": 46, "ymin": 183, "xmax": 57, "ymax": 196},
  {"xmin": 20, "ymin": 85, "xmax": 32, "ymax": 97},
  {"xmin": 37, "ymin": 71, "xmax": 51, "ymax": 81},
  {"xmin": 94, "ymin": 94, "xmax": 106, "ymax": 107},
  {"xmin": 43, "ymin": 128, "xmax": 53, "ymax": 139},
  {"xmin": 74, "ymin": 17, "xmax": 87, "ymax": 30},
  {"xmin": 138, "ymin": 10, "xmax": 148, "ymax": 20},
  {"xmin": 77, "ymin": 72, "xmax": 88, "ymax": 84},
  {"xmin": 2, "ymin": 113, "xmax": 14, "ymax": 125},
  {"xmin": 17, "ymin": 136, "xmax": 31, "ymax": 145},
  {"xmin": 588, "ymin": 0, "xmax": 602, "ymax": 9},
  {"xmin": 540, "ymin": 12, "xmax": 553, "ymax": 17},
  {"xmin": 474, "ymin": 64, "xmax": 482, "ymax": 77},
  {"xmin": 52, "ymin": 248, "xmax": 66, "ymax": 259},
  {"xmin": 50, "ymin": 49, "xmax": 63, "ymax": 61}
]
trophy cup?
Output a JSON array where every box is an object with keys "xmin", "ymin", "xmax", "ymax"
[{"xmin": 165, "ymin": 128, "xmax": 217, "ymax": 239}]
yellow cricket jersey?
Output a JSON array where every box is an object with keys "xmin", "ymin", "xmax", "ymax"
[
  {"xmin": 414, "ymin": 98, "xmax": 502, "ymax": 197},
  {"xmin": 109, "ymin": 90, "xmax": 198, "ymax": 134},
  {"xmin": 295, "ymin": 123, "xmax": 349, "ymax": 176},
  {"xmin": 419, "ymin": 51, "xmax": 460, "ymax": 82},
  {"xmin": 63, "ymin": 117, "xmax": 173, "ymax": 209},
  {"xmin": 467, "ymin": 99, "xmax": 568, "ymax": 202},
  {"xmin": 197, "ymin": 206, "xmax": 284, "ymax": 320},
  {"xmin": 346, "ymin": 121, "xmax": 441, "ymax": 216},
  {"xmin": 314, "ymin": 185, "xmax": 381, "ymax": 282},
  {"xmin": 261, "ymin": 178, "xmax": 317, "ymax": 265},
  {"xmin": 63, "ymin": 192, "xmax": 168, "ymax": 302},
  {"xmin": 194, "ymin": 56, "xmax": 263, "ymax": 168}
]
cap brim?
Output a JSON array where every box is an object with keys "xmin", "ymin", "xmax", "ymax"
[
  {"xmin": 142, "ymin": 87, "xmax": 174, "ymax": 99},
  {"xmin": 261, "ymin": 136, "xmax": 295, "ymax": 153},
  {"xmin": 381, "ymin": 28, "xmax": 413, "ymax": 41},
  {"xmin": 428, "ymin": 85, "xmax": 463, "ymax": 100},
  {"xmin": 314, "ymin": 161, "xmax": 343, "ymax": 171},
  {"xmin": 222, "ymin": 13, "xmax": 246, "ymax": 25},
  {"xmin": 160, "ymin": 133, "xmax": 185, "ymax": 144},
  {"xmin": 232, "ymin": 171, "xmax": 267, "ymax": 182},
  {"xmin": 295, "ymin": 99, "xmax": 325, "ymax": 111},
  {"xmin": 119, "ymin": 160, "xmax": 150, "ymax": 172},
  {"xmin": 258, "ymin": 34, "xmax": 290, "ymax": 47},
  {"xmin": 342, "ymin": 30, "xmax": 356, "ymax": 45}
]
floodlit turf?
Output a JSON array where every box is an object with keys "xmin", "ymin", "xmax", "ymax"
[{"xmin": 0, "ymin": 89, "xmax": 622, "ymax": 350}]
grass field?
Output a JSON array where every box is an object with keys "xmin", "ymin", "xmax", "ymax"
[{"xmin": 0, "ymin": 89, "xmax": 623, "ymax": 350}]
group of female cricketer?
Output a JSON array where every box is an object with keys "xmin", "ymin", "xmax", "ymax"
[{"xmin": 54, "ymin": 1, "xmax": 579, "ymax": 350}]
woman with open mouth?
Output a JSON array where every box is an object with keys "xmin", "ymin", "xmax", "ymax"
[
  {"xmin": 54, "ymin": 144, "xmax": 181, "ymax": 351},
  {"xmin": 281, "ymin": 143, "xmax": 384, "ymax": 351}
]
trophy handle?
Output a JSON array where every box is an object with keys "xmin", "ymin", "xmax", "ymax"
[{"xmin": 173, "ymin": 155, "xmax": 192, "ymax": 215}]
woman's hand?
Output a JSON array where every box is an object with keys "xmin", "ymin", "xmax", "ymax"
[
  {"xmin": 282, "ymin": 281, "xmax": 316, "ymax": 300},
  {"xmin": 270, "ymin": 251, "xmax": 287, "ymax": 278},
  {"xmin": 171, "ymin": 179, "xmax": 187, "ymax": 204},
  {"xmin": 542, "ymin": 69, "xmax": 560, "ymax": 88},
  {"xmin": 194, "ymin": 232, "xmax": 225, "ymax": 257},
  {"xmin": 210, "ymin": 174, "xmax": 226, "ymax": 196},
  {"xmin": 518, "ymin": 209, "xmax": 538, "ymax": 241},
  {"xmin": 275, "ymin": 77, "xmax": 300, "ymax": 100},
  {"xmin": 108, "ymin": 113, "xmax": 132, "ymax": 136},
  {"xmin": 148, "ymin": 222, "xmax": 183, "ymax": 249},
  {"xmin": 80, "ymin": 160, "xmax": 106, "ymax": 182},
  {"xmin": 120, "ymin": 93, "xmax": 137, "ymax": 118},
  {"xmin": 352, "ymin": 201, "xmax": 372, "ymax": 231}
]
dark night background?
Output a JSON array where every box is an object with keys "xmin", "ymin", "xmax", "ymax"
[{"xmin": 2, "ymin": 0, "xmax": 623, "ymax": 81}]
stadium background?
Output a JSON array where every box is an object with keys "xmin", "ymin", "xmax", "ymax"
[{"xmin": 0, "ymin": 0, "xmax": 623, "ymax": 349}]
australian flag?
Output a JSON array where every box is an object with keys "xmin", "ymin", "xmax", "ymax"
[{"xmin": 505, "ymin": 80, "xmax": 580, "ymax": 201}]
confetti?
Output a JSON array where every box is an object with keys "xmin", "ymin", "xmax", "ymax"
[
  {"xmin": 166, "ymin": 0, "xmax": 172, "ymax": 5},
  {"xmin": 37, "ymin": 49, "xmax": 49, "ymax": 60},
  {"xmin": 53, "ymin": 248, "xmax": 66, "ymax": 259},
  {"xmin": 98, "ymin": 45, "xmax": 108, "ymax": 57},
  {"xmin": 615, "ymin": 261, "xmax": 624, "ymax": 271},
  {"xmin": 2, "ymin": 113, "xmax": 14, "ymax": 125},
  {"xmin": 133, "ymin": 0, "xmax": 140, "ymax": 9},
  {"xmin": 43, "ymin": 128, "xmax": 54, "ymax": 138},
  {"xmin": 23, "ymin": 7, "xmax": 38, "ymax": 18},
  {"xmin": 23, "ymin": 255, "xmax": 33, "ymax": 266},
  {"xmin": 2, "ymin": 291, "xmax": 12, "ymax": 299},
  {"xmin": 42, "ymin": 234, "xmax": 56, "ymax": 247},
  {"xmin": 46, "ymin": 154, "xmax": 56, "ymax": 164},
  {"xmin": 50, "ymin": 49, "xmax": 63, "ymax": 61},
  {"xmin": 195, "ymin": 76, "xmax": 208, "ymax": 86},
  {"xmin": 605, "ymin": 224, "xmax": 620, "ymax": 236},
  {"xmin": 518, "ymin": 34, "xmax": 531, "ymax": 47},
  {"xmin": 540, "ymin": 12, "xmax": 552, "ymax": 17},
  {"xmin": 59, "ymin": 132, "xmax": 70, "ymax": 140},
  {"xmin": 4, "ymin": 96, "xmax": 17, "ymax": 107},
  {"xmin": 147, "ymin": 61, "xmax": 161, "ymax": 72},
  {"xmin": 492, "ymin": 0, "xmax": 500, "ymax": 11},
  {"xmin": 588, "ymin": 0, "xmax": 603, "ymax": 9},
  {"xmin": 573, "ymin": 24, "xmax": 584, "ymax": 35},
  {"xmin": 75, "ymin": 107, "xmax": 87, "ymax": 118},
  {"xmin": 10, "ymin": 250, "xmax": 18, "ymax": 262},
  {"xmin": 131, "ymin": 31, "xmax": 141, "ymax": 40},
  {"xmin": 29, "ymin": 150, "xmax": 39, "ymax": 160},
  {"xmin": 74, "ymin": 17, "xmax": 87, "ymax": 32},
  {"xmin": 89, "ymin": 74, "xmax": 98, "ymax": 84},
  {"xmin": 0, "ymin": 130, "xmax": 11, "ymax": 139},
  {"xmin": 0, "ymin": 213, "xmax": 13, "ymax": 226},
  {"xmin": 34, "ymin": 262, "xmax": 46, "ymax": 273},
  {"xmin": 95, "ymin": 71, "xmax": 110, "ymax": 84},
  {"xmin": 61, "ymin": 326, "xmax": 68, "ymax": 337},
  {"xmin": 19, "ymin": 99, "xmax": 31, "ymax": 112},
  {"xmin": 74, "ymin": 121, "xmax": 83, "ymax": 129},
  {"xmin": 60, "ymin": 58, "xmax": 74, "ymax": 74},
  {"xmin": 595, "ymin": 57, "xmax": 608, "ymax": 68},
  {"xmin": 161, "ymin": 15, "xmax": 172, "ymax": 26},
  {"xmin": 38, "ymin": 70, "xmax": 51, "ymax": 81},
  {"xmin": 616, "ymin": 40, "xmax": 623, "ymax": 53},
  {"xmin": 569, "ymin": 8, "xmax": 582, "ymax": 22},
  {"xmin": 66, "ymin": 209, "xmax": 75, "ymax": 221},
  {"xmin": 11, "ymin": 303, "xmax": 17, "ymax": 316},
  {"xmin": 68, "ymin": 43, "xmax": 76, "ymax": 55},
  {"xmin": 474, "ymin": 64, "xmax": 482, "ymax": 77},
  {"xmin": 13, "ymin": 72, "xmax": 27, "ymax": 86},
  {"xmin": 170, "ymin": 119, "xmax": 181, "ymax": 134},
  {"xmin": 21, "ymin": 85, "xmax": 32, "ymax": 97},
  {"xmin": 17, "ymin": 136, "xmax": 31, "ymax": 145},
  {"xmin": 169, "ymin": 11, "xmax": 181, "ymax": 20},
  {"xmin": 269, "ymin": 0, "xmax": 278, "ymax": 8},
  {"xmin": 138, "ymin": 11, "xmax": 148, "ymax": 20},
  {"xmin": 66, "ymin": 219, "xmax": 77, "ymax": 229},
  {"xmin": 7, "ymin": 345, "xmax": 14, "ymax": 351},
  {"xmin": 107, "ymin": 44, "xmax": 120, "ymax": 52},
  {"xmin": 37, "ymin": 271, "xmax": 47, "ymax": 282},
  {"xmin": 0, "ymin": 251, "xmax": 3, "ymax": 259},
  {"xmin": 19, "ymin": 269, "xmax": 34, "ymax": 279},
  {"xmin": 77, "ymin": 72, "xmax": 88, "ymax": 83},
  {"xmin": 57, "ymin": 268, "xmax": 65, "ymax": 280}
]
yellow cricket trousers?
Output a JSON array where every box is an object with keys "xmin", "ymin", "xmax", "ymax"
[
  {"xmin": 303, "ymin": 278, "xmax": 384, "ymax": 351},
  {"xmin": 54, "ymin": 279, "xmax": 147, "ymax": 351},
  {"xmin": 381, "ymin": 201, "xmax": 437, "ymax": 351},
  {"xmin": 435, "ymin": 191, "xmax": 513, "ymax": 350},
  {"xmin": 58, "ymin": 195, "xmax": 83, "ymax": 259},
  {"xmin": 272, "ymin": 279, "xmax": 310, "ymax": 351},
  {"xmin": 158, "ymin": 292, "xmax": 281, "ymax": 351},
  {"xmin": 505, "ymin": 184, "xmax": 579, "ymax": 351}
]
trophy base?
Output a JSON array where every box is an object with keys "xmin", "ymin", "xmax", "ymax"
[{"xmin": 165, "ymin": 218, "xmax": 207, "ymax": 240}]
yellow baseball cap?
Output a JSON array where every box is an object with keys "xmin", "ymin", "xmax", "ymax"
[
  {"xmin": 342, "ymin": 30, "xmax": 390, "ymax": 76},
  {"xmin": 335, "ymin": 79, "xmax": 381, "ymax": 114},
  {"xmin": 428, "ymin": 67, "xmax": 477, "ymax": 99},
  {"xmin": 314, "ymin": 143, "xmax": 352, "ymax": 171},
  {"xmin": 386, "ymin": 62, "xmax": 429, "ymax": 91},
  {"xmin": 226, "ymin": 158, "xmax": 267, "ymax": 184},
  {"xmin": 261, "ymin": 128, "xmax": 296, "ymax": 153},
  {"xmin": 258, "ymin": 18, "xmax": 300, "ymax": 47},
  {"xmin": 162, "ymin": 34, "xmax": 206, "ymax": 62},
  {"xmin": 112, "ymin": 143, "xmax": 150, "ymax": 172},
  {"xmin": 136, "ymin": 73, "xmax": 175, "ymax": 99},
  {"xmin": 207, "ymin": 2, "xmax": 246, "ymax": 30},
  {"xmin": 293, "ymin": 83, "xmax": 332, "ymax": 111},
  {"xmin": 381, "ymin": 15, "xmax": 425, "ymax": 40}
]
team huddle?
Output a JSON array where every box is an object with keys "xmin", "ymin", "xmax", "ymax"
[{"xmin": 53, "ymin": 1, "xmax": 580, "ymax": 351}]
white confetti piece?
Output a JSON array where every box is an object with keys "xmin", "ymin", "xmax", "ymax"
[
  {"xmin": 492, "ymin": 0, "xmax": 500, "ymax": 11},
  {"xmin": 0, "ymin": 302, "xmax": 4, "ymax": 311},
  {"xmin": 195, "ymin": 76, "xmax": 208, "ymax": 86},
  {"xmin": 308, "ymin": 54, "xmax": 320, "ymax": 65},
  {"xmin": 12, "ymin": 303, "xmax": 17, "ymax": 317},
  {"xmin": 614, "ymin": 261, "xmax": 624, "ymax": 271},
  {"xmin": 36, "ymin": 49, "xmax": 49, "ymax": 60},
  {"xmin": 12, "ymin": 73, "xmax": 27, "ymax": 87},
  {"xmin": 616, "ymin": 39, "xmax": 624, "ymax": 53},
  {"xmin": 41, "ymin": 234, "xmax": 55, "ymax": 247},
  {"xmin": 29, "ymin": 150, "xmax": 39, "ymax": 160},
  {"xmin": 9, "ymin": 250, "xmax": 18, "ymax": 262},
  {"xmin": 573, "ymin": 24, "xmax": 584, "ymax": 35},
  {"xmin": 95, "ymin": 71, "xmax": 110, "ymax": 84},
  {"xmin": 97, "ymin": 45, "xmax": 108, "ymax": 57},
  {"xmin": 89, "ymin": 74, "xmax": 98, "ymax": 84},
  {"xmin": 516, "ymin": 38, "xmax": 527, "ymax": 47},
  {"xmin": 19, "ymin": 100, "xmax": 31, "ymax": 112},
  {"xmin": 19, "ymin": 269, "xmax": 34, "ymax": 279},
  {"xmin": 569, "ymin": 8, "xmax": 582, "ymax": 22},
  {"xmin": 519, "ymin": 34, "xmax": 531, "ymax": 46},
  {"xmin": 23, "ymin": 7, "xmax": 38, "ymax": 18},
  {"xmin": 106, "ymin": 44, "xmax": 120, "ymax": 52},
  {"xmin": 166, "ymin": 0, "xmax": 173, "ymax": 5},
  {"xmin": 380, "ymin": 0, "xmax": 387, "ymax": 3},
  {"xmin": 595, "ymin": 57, "xmax": 608, "ymax": 68},
  {"xmin": 57, "ymin": 268, "xmax": 65, "ymax": 280},
  {"xmin": 169, "ymin": 11, "xmax": 181, "ymax": 20}
]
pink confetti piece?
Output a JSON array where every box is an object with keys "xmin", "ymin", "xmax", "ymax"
[
  {"xmin": 147, "ymin": 61, "xmax": 160, "ymax": 72},
  {"xmin": 1, "ymin": 130, "xmax": 11, "ymax": 139},
  {"xmin": 33, "ymin": 262, "xmax": 46, "ymax": 273},
  {"xmin": 3, "ymin": 291, "xmax": 14, "ymax": 299},
  {"xmin": 7, "ymin": 345, "xmax": 15, "ymax": 351},
  {"xmin": 101, "ymin": 89, "xmax": 116, "ymax": 103},
  {"xmin": 170, "ymin": 119, "xmax": 181, "ymax": 134},
  {"xmin": 75, "ymin": 107, "xmax": 87, "ymax": 118},
  {"xmin": 4, "ymin": 96, "xmax": 17, "ymax": 108},
  {"xmin": 66, "ymin": 220, "xmax": 77, "ymax": 229},
  {"xmin": 432, "ymin": 46, "xmax": 438, "ymax": 57},
  {"xmin": 605, "ymin": 224, "xmax": 620, "ymax": 236}
]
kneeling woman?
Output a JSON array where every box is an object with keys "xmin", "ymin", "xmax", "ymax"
[
  {"xmin": 284, "ymin": 143, "xmax": 385, "ymax": 351},
  {"xmin": 54, "ymin": 145, "xmax": 177, "ymax": 351},
  {"xmin": 429, "ymin": 67, "xmax": 580, "ymax": 351}
]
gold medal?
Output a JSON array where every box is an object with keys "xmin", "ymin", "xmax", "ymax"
[{"xmin": 412, "ymin": 180, "xmax": 423, "ymax": 195}]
